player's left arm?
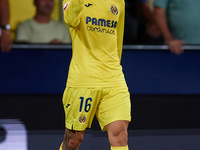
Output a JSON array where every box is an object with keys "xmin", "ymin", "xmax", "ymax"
[{"xmin": 117, "ymin": 0, "xmax": 125, "ymax": 63}]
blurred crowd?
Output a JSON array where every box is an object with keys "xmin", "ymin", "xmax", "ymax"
[
  {"xmin": 1, "ymin": 0, "xmax": 200, "ymax": 55},
  {"xmin": 124, "ymin": 0, "xmax": 162, "ymax": 45},
  {"xmin": 0, "ymin": 0, "xmax": 71, "ymax": 52},
  {"xmin": 125, "ymin": 0, "xmax": 200, "ymax": 55}
]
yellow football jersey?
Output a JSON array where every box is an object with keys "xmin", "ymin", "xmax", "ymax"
[{"xmin": 63, "ymin": 0, "xmax": 127, "ymax": 87}]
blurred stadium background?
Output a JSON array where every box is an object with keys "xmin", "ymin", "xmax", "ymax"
[{"xmin": 9, "ymin": 0, "xmax": 61, "ymax": 40}]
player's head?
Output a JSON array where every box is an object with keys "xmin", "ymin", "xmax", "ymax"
[{"xmin": 34, "ymin": 0, "xmax": 54, "ymax": 16}]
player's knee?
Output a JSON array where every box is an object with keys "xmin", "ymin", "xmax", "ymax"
[
  {"xmin": 116, "ymin": 128, "xmax": 128, "ymax": 143},
  {"xmin": 106, "ymin": 121, "xmax": 129, "ymax": 146},
  {"xmin": 110, "ymin": 128, "xmax": 128, "ymax": 145}
]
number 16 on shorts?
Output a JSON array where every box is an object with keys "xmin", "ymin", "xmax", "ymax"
[{"xmin": 79, "ymin": 97, "xmax": 92, "ymax": 113}]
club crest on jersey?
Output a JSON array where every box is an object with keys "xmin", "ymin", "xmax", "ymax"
[
  {"xmin": 111, "ymin": 5, "xmax": 118, "ymax": 15},
  {"xmin": 63, "ymin": 2, "xmax": 70, "ymax": 11},
  {"xmin": 79, "ymin": 116, "xmax": 86, "ymax": 123}
]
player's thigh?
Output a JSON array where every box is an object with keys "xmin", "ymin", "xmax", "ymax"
[
  {"xmin": 96, "ymin": 86, "xmax": 131, "ymax": 131},
  {"xmin": 62, "ymin": 87, "xmax": 102, "ymax": 131}
]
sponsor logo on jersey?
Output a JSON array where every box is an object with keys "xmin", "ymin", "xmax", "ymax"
[
  {"xmin": 111, "ymin": 5, "xmax": 118, "ymax": 15},
  {"xmin": 86, "ymin": 17, "xmax": 117, "ymax": 28},
  {"xmin": 79, "ymin": 116, "xmax": 86, "ymax": 123},
  {"xmin": 63, "ymin": 2, "xmax": 70, "ymax": 11},
  {"xmin": 86, "ymin": 16, "xmax": 117, "ymax": 35},
  {"xmin": 87, "ymin": 26, "xmax": 116, "ymax": 35}
]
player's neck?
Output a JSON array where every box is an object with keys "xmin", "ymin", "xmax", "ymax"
[{"xmin": 34, "ymin": 14, "xmax": 51, "ymax": 23}]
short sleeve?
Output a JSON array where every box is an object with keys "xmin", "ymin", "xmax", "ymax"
[{"xmin": 15, "ymin": 22, "xmax": 31, "ymax": 42}]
